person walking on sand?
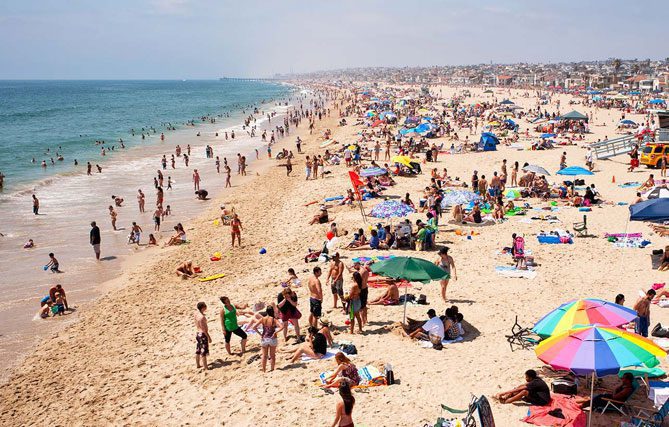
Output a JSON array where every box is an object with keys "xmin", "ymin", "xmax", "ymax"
[
  {"xmin": 327, "ymin": 253, "xmax": 345, "ymax": 309},
  {"xmin": 331, "ymin": 382, "xmax": 355, "ymax": 427},
  {"xmin": 90, "ymin": 221, "xmax": 101, "ymax": 260},
  {"xmin": 308, "ymin": 267, "xmax": 323, "ymax": 328},
  {"xmin": 194, "ymin": 302, "xmax": 211, "ymax": 370},
  {"xmin": 32, "ymin": 194, "xmax": 39, "ymax": 215},
  {"xmin": 137, "ymin": 189, "xmax": 145, "ymax": 213},
  {"xmin": 219, "ymin": 296, "xmax": 247, "ymax": 356},
  {"xmin": 225, "ymin": 164, "xmax": 232, "ymax": 188},
  {"xmin": 192, "ymin": 169, "xmax": 201, "ymax": 191},
  {"xmin": 230, "ymin": 214, "xmax": 242, "ymax": 247},
  {"xmin": 109, "ymin": 206, "xmax": 117, "ymax": 230},
  {"xmin": 435, "ymin": 247, "xmax": 457, "ymax": 302}
]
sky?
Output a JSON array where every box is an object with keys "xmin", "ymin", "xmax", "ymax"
[{"xmin": 0, "ymin": 0, "xmax": 667, "ymax": 79}]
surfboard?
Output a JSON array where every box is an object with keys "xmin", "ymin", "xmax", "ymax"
[
  {"xmin": 320, "ymin": 139, "xmax": 334, "ymax": 148},
  {"xmin": 199, "ymin": 273, "xmax": 225, "ymax": 282}
]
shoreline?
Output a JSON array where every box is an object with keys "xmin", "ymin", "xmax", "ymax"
[{"xmin": 0, "ymin": 88, "xmax": 302, "ymax": 382}]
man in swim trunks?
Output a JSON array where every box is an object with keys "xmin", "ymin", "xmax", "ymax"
[
  {"xmin": 308, "ymin": 266, "xmax": 323, "ymax": 328},
  {"xmin": 194, "ymin": 302, "xmax": 211, "ymax": 370},
  {"xmin": 327, "ymin": 252, "xmax": 345, "ymax": 309},
  {"xmin": 90, "ymin": 221, "xmax": 101, "ymax": 260}
]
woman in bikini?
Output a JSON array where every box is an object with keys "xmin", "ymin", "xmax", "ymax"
[
  {"xmin": 435, "ymin": 247, "xmax": 457, "ymax": 302},
  {"xmin": 331, "ymin": 382, "xmax": 355, "ymax": 427},
  {"xmin": 230, "ymin": 214, "xmax": 242, "ymax": 247},
  {"xmin": 254, "ymin": 306, "xmax": 283, "ymax": 372},
  {"xmin": 324, "ymin": 352, "xmax": 360, "ymax": 389}
]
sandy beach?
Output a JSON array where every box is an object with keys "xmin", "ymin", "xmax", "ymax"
[{"xmin": 1, "ymin": 84, "xmax": 668, "ymax": 427}]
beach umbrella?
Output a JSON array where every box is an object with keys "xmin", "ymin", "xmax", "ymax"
[
  {"xmin": 391, "ymin": 155, "xmax": 413, "ymax": 167},
  {"xmin": 556, "ymin": 166, "xmax": 594, "ymax": 176},
  {"xmin": 370, "ymin": 256, "xmax": 449, "ymax": 322},
  {"xmin": 504, "ymin": 189, "xmax": 521, "ymax": 199},
  {"xmin": 646, "ymin": 186, "xmax": 669, "ymax": 199},
  {"xmin": 483, "ymin": 89, "xmax": 494, "ymax": 94},
  {"xmin": 649, "ymin": 99, "xmax": 665, "ymax": 105},
  {"xmin": 559, "ymin": 110, "xmax": 588, "ymax": 121},
  {"xmin": 359, "ymin": 167, "xmax": 387, "ymax": 177},
  {"xmin": 629, "ymin": 198, "xmax": 669, "ymax": 222},
  {"xmin": 522, "ymin": 164, "xmax": 551, "ymax": 176},
  {"xmin": 500, "ymin": 99, "xmax": 515, "ymax": 105},
  {"xmin": 535, "ymin": 325, "xmax": 666, "ymax": 427},
  {"xmin": 369, "ymin": 200, "xmax": 415, "ymax": 218},
  {"xmin": 532, "ymin": 299, "xmax": 638, "ymax": 339},
  {"xmin": 440, "ymin": 190, "xmax": 480, "ymax": 207},
  {"xmin": 619, "ymin": 119, "xmax": 637, "ymax": 126}
]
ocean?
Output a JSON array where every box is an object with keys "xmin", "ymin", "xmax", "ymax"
[{"xmin": 0, "ymin": 79, "xmax": 298, "ymax": 379}]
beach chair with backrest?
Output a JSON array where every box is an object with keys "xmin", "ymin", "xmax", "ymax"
[
  {"xmin": 505, "ymin": 315, "xmax": 541, "ymax": 351},
  {"xmin": 573, "ymin": 215, "xmax": 588, "ymax": 237},
  {"xmin": 599, "ymin": 378, "xmax": 639, "ymax": 415},
  {"xmin": 628, "ymin": 394, "xmax": 669, "ymax": 426}
]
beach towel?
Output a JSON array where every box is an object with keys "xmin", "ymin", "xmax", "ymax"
[
  {"xmin": 317, "ymin": 365, "xmax": 386, "ymax": 388},
  {"xmin": 619, "ymin": 182, "xmax": 641, "ymax": 188},
  {"xmin": 495, "ymin": 266, "xmax": 538, "ymax": 279},
  {"xmin": 605, "ymin": 233, "xmax": 643, "ymax": 238},
  {"xmin": 301, "ymin": 348, "xmax": 356, "ymax": 362},
  {"xmin": 418, "ymin": 336, "xmax": 464, "ymax": 348},
  {"xmin": 368, "ymin": 280, "xmax": 412, "ymax": 289},
  {"xmin": 352, "ymin": 255, "xmax": 396, "ymax": 264},
  {"xmin": 522, "ymin": 394, "xmax": 586, "ymax": 427}
]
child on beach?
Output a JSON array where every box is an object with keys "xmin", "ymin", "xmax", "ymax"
[{"xmin": 45, "ymin": 253, "xmax": 61, "ymax": 273}]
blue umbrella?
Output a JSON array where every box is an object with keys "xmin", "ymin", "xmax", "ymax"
[
  {"xmin": 630, "ymin": 199, "xmax": 669, "ymax": 222},
  {"xmin": 557, "ymin": 166, "xmax": 595, "ymax": 176},
  {"xmin": 619, "ymin": 119, "xmax": 637, "ymax": 125},
  {"xmin": 540, "ymin": 133, "xmax": 557, "ymax": 139},
  {"xmin": 649, "ymin": 99, "xmax": 665, "ymax": 105},
  {"xmin": 369, "ymin": 200, "xmax": 415, "ymax": 218},
  {"xmin": 504, "ymin": 119, "xmax": 516, "ymax": 127},
  {"xmin": 359, "ymin": 167, "xmax": 387, "ymax": 177}
]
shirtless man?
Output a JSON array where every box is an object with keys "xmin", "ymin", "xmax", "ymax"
[
  {"xmin": 32, "ymin": 194, "xmax": 39, "ymax": 215},
  {"xmin": 308, "ymin": 267, "xmax": 323, "ymax": 328},
  {"xmin": 490, "ymin": 172, "xmax": 502, "ymax": 198},
  {"xmin": 137, "ymin": 189, "xmax": 145, "ymax": 213},
  {"xmin": 634, "ymin": 289, "xmax": 656, "ymax": 337},
  {"xmin": 327, "ymin": 252, "xmax": 345, "ymax": 309},
  {"xmin": 194, "ymin": 302, "xmax": 211, "ymax": 370},
  {"xmin": 192, "ymin": 169, "xmax": 201, "ymax": 191}
]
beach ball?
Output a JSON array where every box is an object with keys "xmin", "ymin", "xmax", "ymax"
[
  {"xmin": 259, "ymin": 248, "xmax": 267, "ymax": 255},
  {"xmin": 326, "ymin": 231, "xmax": 335, "ymax": 240}
]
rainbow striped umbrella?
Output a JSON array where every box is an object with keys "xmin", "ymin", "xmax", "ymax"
[
  {"xmin": 532, "ymin": 299, "xmax": 637, "ymax": 339},
  {"xmin": 535, "ymin": 325, "xmax": 666, "ymax": 376}
]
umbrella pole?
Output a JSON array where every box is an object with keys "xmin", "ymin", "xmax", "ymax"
[
  {"xmin": 402, "ymin": 284, "xmax": 408, "ymax": 324},
  {"xmin": 588, "ymin": 373, "xmax": 595, "ymax": 427}
]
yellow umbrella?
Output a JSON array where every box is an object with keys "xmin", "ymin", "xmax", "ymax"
[
  {"xmin": 488, "ymin": 121, "xmax": 501, "ymax": 126},
  {"xmin": 391, "ymin": 155, "xmax": 413, "ymax": 167},
  {"xmin": 417, "ymin": 108, "xmax": 430, "ymax": 115}
]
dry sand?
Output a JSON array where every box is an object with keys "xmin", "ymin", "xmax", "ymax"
[{"xmin": 1, "ymin": 86, "xmax": 668, "ymax": 427}]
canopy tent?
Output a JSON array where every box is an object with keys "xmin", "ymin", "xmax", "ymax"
[
  {"xmin": 645, "ymin": 186, "xmax": 669, "ymax": 199},
  {"xmin": 500, "ymin": 99, "xmax": 515, "ymax": 105},
  {"xmin": 478, "ymin": 132, "xmax": 499, "ymax": 151},
  {"xmin": 556, "ymin": 166, "xmax": 594, "ymax": 176},
  {"xmin": 629, "ymin": 198, "xmax": 669, "ymax": 222},
  {"xmin": 560, "ymin": 110, "xmax": 588, "ymax": 121}
]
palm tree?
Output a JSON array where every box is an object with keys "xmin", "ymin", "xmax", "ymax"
[{"xmin": 611, "ymin": 58, "xmax": 622, "ymax": 83}]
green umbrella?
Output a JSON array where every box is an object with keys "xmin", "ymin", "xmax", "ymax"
[{"xmin": 370, "ymin": 256, "xmax": 448, "ymax": 322}]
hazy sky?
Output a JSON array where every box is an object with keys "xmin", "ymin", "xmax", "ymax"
[{"xmin": 1, "ymin": 0, "xmax": 666, "ymax": 79}]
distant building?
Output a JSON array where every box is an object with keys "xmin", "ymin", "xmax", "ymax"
[{"xmin": 496, "ymin": 75, "xmax": 514, "ymax": 85}]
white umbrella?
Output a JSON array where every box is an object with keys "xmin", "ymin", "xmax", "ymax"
[{"xmin": 522, "ymin": 164, "xmax": 551, "ymax": 176}]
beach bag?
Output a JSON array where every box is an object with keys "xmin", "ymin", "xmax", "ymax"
[
  {"xmin": 417, "ymin": 294, "xmax": 428, "ymax": 305},
  {"xmin": 341, "ymin": 344, "xmax": 357, "ymax": 355},
  {"xmin": 652, "ymin": 323, "xmax": 669, "ymax": 338},
  {"xmin": 384, "ymin": 363, "xmax": 395, "ymax": 385},
  {"xmin": 551, "ymin": 376, "xmax": 577, "ymax": 395}
]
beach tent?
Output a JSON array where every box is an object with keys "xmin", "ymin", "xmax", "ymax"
[
  {"xmin": 500, "ymin": 99, "xmax": 515, "ymax": 105},
  {"xmin": 559, "ymin": 110, "xmax": 588, "ymax": 121},
  {"xmin": 478, "ymin": 132, "xmax": 499, "ymax": 151},
  {"xmin": 646, "ymin": 186, "xmax": 669, "ymax": 199},
  {"xmin": 629, "ymin": 198, "xmax": 669, "ymax": 222},
  {"xmin": 556, "ymin": 166, "xmax": 594, "ymax": 176}
]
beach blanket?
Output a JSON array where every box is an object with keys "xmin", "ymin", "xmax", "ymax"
[
  {"xmin": 352, "ymin": 255, "xmax": 396, "ymax": 264},
  {"xmin": 522, "ymin": 394, "xmax": 586, "ymax": 427},
  {"xmin": 605, "ymin": 233, "xmax": 642, "ymax": 238},
  {"xmin": 495, "ymin": 266, "xmax": 538, "ymax": 280},
  {"xmin": 418, "ymin": 336, "xmax": 464, "ymax": 348},
  {"xmin": 317, "ymin": 365, "xmax": 386, "ymax": 388}
]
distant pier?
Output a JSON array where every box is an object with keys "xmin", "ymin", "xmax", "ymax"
[{"xmin": 219, "ymin": 77, "xmax": 281, "ymax": 82}]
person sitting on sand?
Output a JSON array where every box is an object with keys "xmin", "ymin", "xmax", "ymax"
[
  {"xmin": 632, "ymin": 192, "xmax": 643, "ymax": 205},
  {"xmin": 659, "ymin": 246, "xmax": 669, "ymax": 271},
  {"xmin": 318, "ymin": 318, "xmax": 335, "ymax": 347},
  {"xmin": 165, "ymin": 225, "xmax": 186, "ymax": 246},
  {"xmin": 441, "ymin": 308, "xmax": 461, "ymax": 340},
  {"xmin": 451, "ymin": 204, "xmax": 464, "ymax": 223},
  {"xmin": 345, "ymin": 228, "xmax": 367, "ymax": 249},
  {"xmin": 368, "ymin": 284, "xmax": 400, "ymax": 305},
  {"xmin": 573, "ymin": 373, "xmax": 635, "ymax": 411},
  {"xmin": 176, "ymin": 260, "xmax": 196, "ymax": 278},
  {"xmin": 331, "ymin": 382, "xmax": 355, "ymax": 427},
  {"xmin": 287, "ymin": 326, "xmax": 328, "ymax": 363},
  {"xmin": 323, "ymin": 352, "xmax": 360, "ymax": 389},
  {"xmin": 639, "ymin": 174, "xmax": 655, "ymax": 192},
  {"xmin": 309, "ymin": 206, "xmax": 329, "ymax": 225},
  {"xmin": 463, "ymin": 203, "xmax": 482, "ymax": 224},
  {"xmin": 148, "ymin": 234, "xmax": 157, "ymax": 245},
  {"xmin": 494, "ymin": 369, "xmax": 551, "ymax": 406},
  {"xmin": 409, "ymin": 309, "xmax": 445, "ymax": 341}
]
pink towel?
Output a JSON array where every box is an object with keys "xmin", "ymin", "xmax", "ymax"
[{"xmin": 522, "ymin": 394, "xmax": 586, "ymax": 427}]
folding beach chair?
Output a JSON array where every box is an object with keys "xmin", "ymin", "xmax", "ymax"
[
  {"xmin": 505, "ymin": 315, "xmax": 541, "ymax": 352},
  {"xmin": 573, "ymin": 215, "xmax": 588, "ymax": 237},
  {"xmin": 628, "ymin": 395, "xmax": 669, "ymax": 426},
  {"xmin": 600, "ymin": 379, "xmax": 640, "ymax": 415}
]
